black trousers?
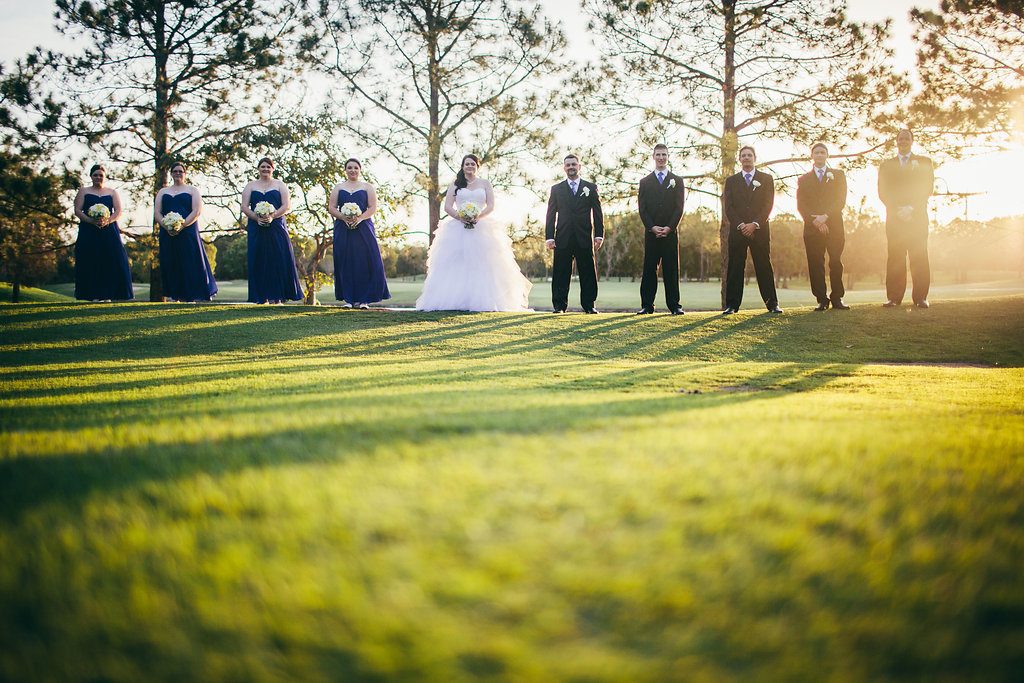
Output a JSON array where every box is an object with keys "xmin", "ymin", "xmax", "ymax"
[
  {"xmin": 886, "ymin": 221, "xmax": 930, "ymax": 304},
  {"xmin": 552, "ymin": 241, "xmax": 597, "ymax": 311},
  {"xmin": 725, "ymin": 229, "xmax": 777, "ymax": 311},
  {"xmin": 640, "ymin": 235, "xmax": 680, "ymax": 311},
  {"xmin": 804, "ymin": 227, "xmax": 845, "ymax": 305}
]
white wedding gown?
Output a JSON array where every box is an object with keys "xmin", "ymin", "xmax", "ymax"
[{"xmin": 415, "ymin": 186, "xmax": 532, "ymax": 311}]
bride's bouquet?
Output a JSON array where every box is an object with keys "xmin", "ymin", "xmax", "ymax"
[
  {"xmin": 161, "ymin": 211, "xmax": 185, "ymax": 235},
  {"xmin": 254, "ymin": 201, "xmax": 275, "ymax": 224},
  {"xmin": 458, "ymin": 202, "xmax": 480, "ymax": 229},
  {"xmin": 87, "ymin": 203, "xmax": 111, "ymax": 226},
  {"xmin": 340, "ymin": 202, "xmax": 362, "ymax": 229}
]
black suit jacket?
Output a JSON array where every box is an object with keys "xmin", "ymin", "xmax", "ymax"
[
  {"xmin": 545, "ymin": 179, "xmax": 604, "ymax": 248},
  {"xmin": 722, "ymin": 170, "xmax": 774, "ymax": 235},
  {"xmin": 878, "ymin": 154, "xmax": 934, "ymax": 229},
  {"xmin": 638, "ymin": 171, "xmax": 685, "ymax": 241},
  {"xmin": 796, "ymin": 167, "xmax": 847, "ymax": 233}
]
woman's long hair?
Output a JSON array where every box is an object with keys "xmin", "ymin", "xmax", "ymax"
[{"xmin": 454, "ymin": 154, "xmax": 481, "ymax": 190}]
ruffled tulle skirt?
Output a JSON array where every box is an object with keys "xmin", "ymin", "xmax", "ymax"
[{"xmin": 415, "ymin": 217, "xmax": 532, "ymax": 312}]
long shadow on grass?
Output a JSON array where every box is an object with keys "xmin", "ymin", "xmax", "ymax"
[
  {"xmin": 4, "ymin": 298, "xmax": 1024, "ymax": 368},
  {"xmin": 0, "ymin": 348, "xmax": 851, "ymax": 432},
  {"xmin": 0, "ymin": 361, "xmax": 850, "ymax": 519},
  {"xmin": 0, "ymin": 305, "xmax": 537, "ymax": 366}
]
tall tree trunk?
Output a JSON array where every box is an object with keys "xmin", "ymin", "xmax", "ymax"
[
  {"xmin": 719, "ymin": 0, "xmax": 738, "ymax": 309},
  {"xmin": 428, "ymin": 136, "xmax": 440, "ymax": 244},
  {"xmin": 149, "ymin": 0, "xmax": 169, "ymax": 302},
  {"xmin": 427, "ymin": 24, "xmax": 441, "ymax": 244}
]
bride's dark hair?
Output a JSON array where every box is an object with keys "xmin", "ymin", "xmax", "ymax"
[{"xmin": 454, "ymin": 154, "xmax": 481, "ymax": 190}]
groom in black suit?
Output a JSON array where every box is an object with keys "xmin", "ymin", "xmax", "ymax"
[
  {"xmin": 722, "ymin": 145, "xmax": 781, "ymax": 314},
  {"xmin": 546, "ymin": 154, "xmax": 604, "ymax": 313},
  {"xmin": 637, "ymin": 143, "xmax": 686, "ymax": 315},
  {"xmin": 796, "ymin": 142, "xmax": 849, "ymax": 311}
]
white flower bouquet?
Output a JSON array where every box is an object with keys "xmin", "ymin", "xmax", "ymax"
[
  {"xmin": 340, "ymin": 202, "xmax": 362, "ymax": 229},
  {"xmin": 458, "ymin": 202, "xmax": 481, "ymax": 229},
  {"xmin": 87, "ymin": 203, "xmax": 111, "ymax": 226},
  {"xmin": 254, "ymin": 201, "xmax": 275, "ymax": 223},
  {"xmin": 161, "ymin": 211, "xmax": 185, "ymax": 235}
]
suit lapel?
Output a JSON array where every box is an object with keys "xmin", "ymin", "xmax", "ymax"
[
  {"xmin": 573, "ymin": 179, "xmax": 587, "ymax": 203},
  {"xmin": 660, "ymin": 172, "xmax": 673, "ymax": 192},
  {"xmin": 812, "ymin": 169, "xmax": 825, "ymax": 198}
]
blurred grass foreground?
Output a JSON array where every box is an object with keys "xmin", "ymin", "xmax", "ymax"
[{"xmin": 1, "ymin": 297, "xmax": 1023, "ymax": 681}]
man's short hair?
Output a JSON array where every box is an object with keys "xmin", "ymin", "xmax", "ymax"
[
  {"xmin": 897, "ymin": 128, "xmax": 913, "ymax": 141},
  {"xmin": 738, "ymin": 145, "xmax": 756, "ymax": 157},
  {"xmin": 811, "ymin": 142, "xmax": 828, "ymax": 154},
  {"xmin": 564, "ymin": 154, "xmax": 579, "ymax": 162},
  {"xmin": 653, "ymin": 143, "xmax": 669, "ymax": 152}
]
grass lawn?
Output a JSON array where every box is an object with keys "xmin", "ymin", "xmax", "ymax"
[
  {"xmin": 40, "ymin": 276, "xmax": 1024, "ymax": 310},
  {"xmin": 0, "ymin": 282, "xmax": 74, "ymax": 303},
  {"xmin": 1, "ymin": 297, "xmax": 1023, "ymax": 681}
]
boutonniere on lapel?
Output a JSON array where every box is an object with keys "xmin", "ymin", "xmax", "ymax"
[
  {"xmin": 751, "ymin": 179, "xmax": 761, "ymax": 190},
  {"xmin": 581, "ymin": 186, "xmax": 590, "ymax": 197},
  {"xmin": 825, "ymin": 171, "xmax": 835, "ymax": 182},
  {"xmin": 668, "ymin": 178, "xmax": 676, "ymax": 188},
  {"xmin": 910, "ymin": 159, "xmax": 920, "ymax": 169}
]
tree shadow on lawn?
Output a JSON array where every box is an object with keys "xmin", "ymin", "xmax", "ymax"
[
  {"xmin": 0, "ymin": 305, "xmax": 539, "ymax": 367},
  {"xmin": 0, "ymin": 340, "xmax": 851, "ymax": 428},
  {"xmin": 3, "ymin": 298, "xmax": 1022, "ymax": 369},
  {"xmin": 0, "ymin": 361, "xmax": 850, "ymax": 520}
]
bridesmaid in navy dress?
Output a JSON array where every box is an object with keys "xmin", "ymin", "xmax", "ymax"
[
  {"xmin": 155, "ymin": 161, "xmax": 218, "ymax": 302},
  {"xmin": 73, "ymin": 164, "xmax": 134, "ymax": 301},
  {"xmin": 240, "ymin": 157, "xmax": 303, "ymax": 304},
  {"xmin": 328, "ymin": 158, "xmax": 390, "ymax": 308}
]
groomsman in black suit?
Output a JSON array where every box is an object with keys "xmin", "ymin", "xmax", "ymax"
[
  {"xmin": 796, "ymin": 143, "xmax": 850, "ymax": 311},
  {"xmin": 546, "ymin": 154, "xmax": 604, "ymax": 313},
  {"xmin": 636, "ymin": 143, "xmax": 686, "ymax": 315},
  {"xmin": 722, "ymin": 145, "xmax": 781, "ymax": 314},
  {"xmin": 878, "ymin": 129, "xmax": 935, "ymax": 308}
]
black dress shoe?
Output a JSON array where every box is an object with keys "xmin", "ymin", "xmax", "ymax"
[
  {"xmin": 552, "ymin": 308, "xmax": 566, "ymax": 314},
  {"xmin": 832, "ymin": 299, "xmax": 850, "ymax": 310},
  {"xmin": 883, "ymin": 300, "xmax": 899, "ymax": 308},
  {"xmin": 915, "ymin": 300, "xmax": 930, "ymax": 309},
  {"xmin": 635, "ymin": 308, "xmax": 654, "ymax": 315},
  {"xmin": 722, "ymin": 307, "xmax": 737, "ymax": 315},
  {"xmin": 584, "ymin": 308, "xmax": 599, "ymax": 314},
  {"xmin": 768, "ymin": 306, "xmax": 784, "ymax": 314},
  {"xmin": 669, "ymin": 308, "xmax": 684, "ymax": 315},
  {"xmin": 814, "ymin": 302, "xmax": 829, "ymax": 312}
]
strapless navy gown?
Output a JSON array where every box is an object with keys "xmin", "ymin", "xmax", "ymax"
[
  {"xmin": 247, "ymin": 189, "xmax": 303, "ymax": 303},
  {"xmin": 333, "ymin": 189, "xmax": 391, "ymax": 305},
  {"xmin": 159, "ymin": 192, "xmax": 218, "ymax": 302},
  {"xmin": 74, "ymin": 194, "xmax": 134, "ymax": 301}
]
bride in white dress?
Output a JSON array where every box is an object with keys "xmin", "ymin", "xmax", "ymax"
[{"xmin": 415, "ymin": 154, "xmax": 533, "ymax": 311}]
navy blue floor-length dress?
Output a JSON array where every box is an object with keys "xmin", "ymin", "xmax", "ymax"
[
  {"xmin": 74, "ymin": 193, "xmax": 134, "ymax": 301},
  {"xmin": 159, "ymin": 191, "xmax": 218, "ymax": 302},
  {"xmin": 246, "ymin": 189, "xmax": 303, "ymax": 303},
  {"xmin": 333, "ymin": 189, "xmax": 391, "ymax": 305}
]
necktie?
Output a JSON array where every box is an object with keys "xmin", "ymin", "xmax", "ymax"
[
  {"xmin": 570, "ymin": 180, "xmax": 578, "ymax": 195},
  {"xmin": 900, "ymin": 156, "xmax": 908, "ymax": 167},
  {"xmin": 816, "ymin": 168, "xmax": 824, "ymax": 182},
  {"xmin": 657, "ymin": 171, "xmax": 664, "ymax": 185},
  {"xmin": 744, "ymin": 173, "xmax": 752, "ymax": 187}
]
